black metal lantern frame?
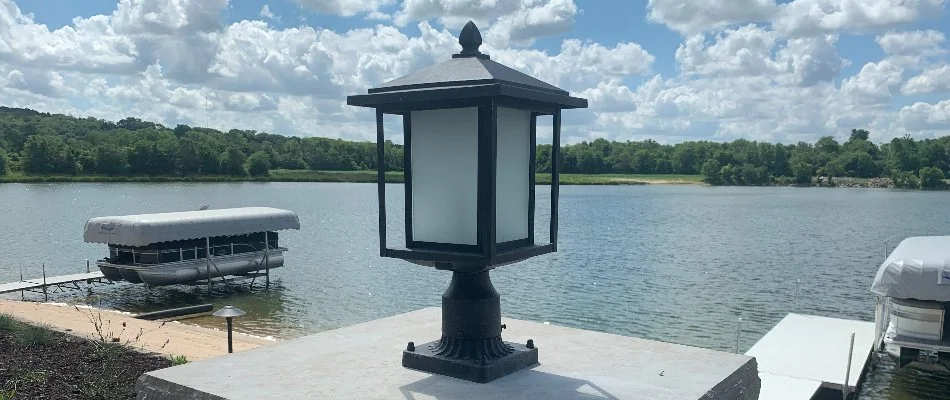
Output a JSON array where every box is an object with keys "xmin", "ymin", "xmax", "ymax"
[{"xmin": 347, "ymin": 21, "xmax": 587, "ymax": 384}]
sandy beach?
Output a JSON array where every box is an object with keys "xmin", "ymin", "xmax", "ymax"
[{"xmin": 0, "ymin": 299, "xmax": 274, "ymax": 361}]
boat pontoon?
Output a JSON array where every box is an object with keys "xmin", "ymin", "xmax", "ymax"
[
  {"xmin": 83, "ymin": 207, "xmax": 300, "ymax": 286},
  {"xmin": 871, "ymin": 236, "xmax": 950, "ymax": 371}
]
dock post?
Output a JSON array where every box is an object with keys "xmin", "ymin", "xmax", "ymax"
[
  {"xmin": 206, "ymin": 238, "xmax": 212, "ymax": 291},
  {"xmin": 843, "ymin": 332, "xmax": 855, "ymax": 400},
  {"xmin": 735, "ymin": 317, "xmax": 742, "ymax": 353},
  {"xmin": 796, "ymin": 279, "xmax": 801, "ymax": 312},
  {"xmin": 264, "ymin": 232, "xmax": 270, "ymax": 287},
  {"xmin": 42, "ymin": 263, "xmax": 48, "ymax": 302}
]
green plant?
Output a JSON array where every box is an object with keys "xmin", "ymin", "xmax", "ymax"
[
  {"xmin": 0, "ymin": 388, "xmax": 15, "ymax": 400},
  {"xmin": 94, "ymin": 341, "xmax": 126, "ymax": 361},
  {"xmin": 15, "ymin": 324, "xmax": 58, "ymax": 347},
  {"xmin": 171, "ymin": 354, "xmax": 189, "ymax": 366},
  {"xmin": 0, "ymin": 314, "xmax": 18, "ymax": 332}
]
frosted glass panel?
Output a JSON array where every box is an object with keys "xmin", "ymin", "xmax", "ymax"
[
  {"xmin": 410, "ymin": 108, "xmax": 479, "ymax": 245},
  {"xmin": 495, "ymin": 108, "xmax": 531, "ymax": 243}
]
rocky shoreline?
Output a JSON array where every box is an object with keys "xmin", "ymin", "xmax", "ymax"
[{"xmin": 815, "ymin": 177, "xmax": 895, "ymax": 189}]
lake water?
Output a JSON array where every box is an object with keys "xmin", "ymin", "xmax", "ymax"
[{"xmin": 1, "ymin": 182, "xmax": 948, "ymax": 399}]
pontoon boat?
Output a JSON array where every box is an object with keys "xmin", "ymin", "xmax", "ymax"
[
  {"xmin": 871, "ymin": 236, "xmax": 950, "ymax": 371},
  {"xmin": 83, "ymin": 207, "xmax": 300, "ymax": 286}
]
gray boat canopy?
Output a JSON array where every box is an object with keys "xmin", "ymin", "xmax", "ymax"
[
  {"xmin": 83, "ymin": 207, "xmax": 300, "ymax": 247},
  {"xmin": 870, "ymin": 236, "xmax": 950, "ymax": 302}
]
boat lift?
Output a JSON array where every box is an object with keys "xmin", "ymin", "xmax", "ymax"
[{"xmin": 0, "ymin": 258, "xmax": 275, "ymax": 302}]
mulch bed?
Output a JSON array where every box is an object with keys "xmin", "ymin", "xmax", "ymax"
[{"xmin": 0, "ymin": 318, "xmax": 172, "ymax": 400}]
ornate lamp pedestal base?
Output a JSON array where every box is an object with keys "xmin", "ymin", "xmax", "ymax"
[
  {"xmin": 403, "ymin": 338, "xmax": 538, "ymax": 383},
  {"xmin": 401, "ymin": 269, "xmax": 538, "ymax": 383}
]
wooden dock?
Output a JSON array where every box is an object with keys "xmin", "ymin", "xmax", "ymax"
[
  {"xmin": 747, "ymin": 313, "xmax": 876, "ymax": 400},
  {"xmin": 0, "ymin": 271, "xmax": 108, "ymax": 298}
]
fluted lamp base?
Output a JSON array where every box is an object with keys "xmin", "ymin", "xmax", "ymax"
[
  {"xmin": 403, "ymin": 337, "xmax": 538, "ymax": 383},
  {"xmin": 401, "ymin": 269, "xmax": 539, "ymax": 383}
]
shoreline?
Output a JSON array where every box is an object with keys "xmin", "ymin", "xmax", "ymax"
[
  {"xmin": 1, "ymin": 171, "xmax": 942, "ymax": 190},
  {"xmin": 0, "ymin": 170, "xmax": 705, "ymax": 185},
  {"xmin": 0, "ymin": 299, "xmax": 274, "ymax": 361}
]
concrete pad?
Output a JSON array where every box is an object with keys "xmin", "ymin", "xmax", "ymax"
[
  {"xmin": 745, "ymin": 313, "xmax": 874, "ymax": 392},
  {"xmin": 137, "ymin": 307, "xmax": 760, "ymax": 400}
]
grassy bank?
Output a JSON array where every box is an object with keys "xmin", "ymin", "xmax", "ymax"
[
  {"xmin": 0, "ymin": 170, "xmax": 704, "ymax": 185},
  {"xmin": 0, "ymin": 313, "xmax": 173, "ymax": 399}
]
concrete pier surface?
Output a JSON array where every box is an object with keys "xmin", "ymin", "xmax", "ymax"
[
  {"xmin": 746, "ymin": 313, "xmax": 875, "ymax": 399},
  {"xmin": 137, "ymin": 307, "xmax": 760, "ymax": 400}
]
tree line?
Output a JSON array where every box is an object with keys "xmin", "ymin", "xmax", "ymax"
[{"xmin": 0, "ymin": 107, "xmax": 947, "ymax": 189}]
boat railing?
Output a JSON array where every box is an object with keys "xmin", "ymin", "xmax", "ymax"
[{"xmin": 107, "ymin": 241, "xmax": 278, "ymax": 266}]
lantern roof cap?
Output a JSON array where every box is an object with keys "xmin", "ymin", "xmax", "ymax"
[{"xmin": 347, "ymin": 21, "xmax": 587, "ymax": 110}]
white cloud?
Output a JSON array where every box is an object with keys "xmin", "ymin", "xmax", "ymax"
[
  {"xmin": 902, "ymin": 64, "xmax": 950, "ymax": 94},
  {"xmin": 876, "ymin": 29, "xmax": 945, "ymax": 56},
  {"xmin": 293, "ymin": 0, "xmax": 394, "ymax": 17},
  {"xmin": 485, "ymin": 0, "xmax": 577, "ymax": 47},
  {"xmin": 899, "ymin": 100, "xmax": 950, "ymax": 131},
  {"xmin": 675, "ymin": 25, "xmax": 780, "ymax": 77},
  {"xmin": 646, "ymin": 0, "xmax": 778, "ymax": 35},
  {"xmin": 5, "ymin": 68, "xmax": 70, "ymax": 98},
  {"xmin": 0, "ymin": 1, "xmax": 139, "ymax": 74},
  {"xmin": 111, "ymin": 0, "xmax": 228, "ymax": 35},
  {"xmin": 260, "ymin": 5, "xmax": 278, "ymax": 21},
  {"xmin": 491, "ymin": 40, "xmax": 654, "ymax": 93},
  {"xmin": 839, "ymin": 59, "xmax": 905, "ymax": 104},
  {"xmin": 395, "ymin": 0, "xmax": 579, "ymax": 46},
  {"xmin": 774, "ymin": 0, "xmax": 946, "ymax": 37},
  {"xmin": 674, "ymin": 25, "xmax": 843, "ymax": 87}
]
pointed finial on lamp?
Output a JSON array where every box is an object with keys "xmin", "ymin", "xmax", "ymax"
[{"xmin": 453, "ymin": 21, "xmax": 490, "ymax": 59}]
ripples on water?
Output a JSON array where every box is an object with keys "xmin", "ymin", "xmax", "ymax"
[{"xmin": 1, "ymin": 183, "xmax": 950, "ymax": 399}]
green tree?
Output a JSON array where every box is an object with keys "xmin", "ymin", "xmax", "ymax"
[
  {"xmin": 21, "ymin": 135, "xmax": 77, "ymax": 174},
  {"xmin": 95, "ymin": 144, "xmax": 129, "ymax": 175},
  {"xmin": 246, "ymin": 151, "xmax": 271, "ymax": 176},
  {"xmin": 739, "ymin": 163, "xmax": 769, "ymax": 185},
  {"xmin": 893, "ymin": 171, "xmax": 920, "ymax": 189},
  {"xmin": 919, "ymin": 167, "xmax": 945, "ymax": 189},
  {"xmin": 791, "ymin": 162, "xmax": 812, "ymax": 184},
  {"xmin": 221, "ymin": 148, "xmax": 247, "ymax": 176},
  {"xmin": 849, "ymin": 129, "xmax": 870, "ymax": 142},
  {"xmin": 0, "ymin": 148, "xmax": 7, "ymax": 175},
  {"xmin": 700, "ymin": 159, "xmax": 722, "ymax": 184}
]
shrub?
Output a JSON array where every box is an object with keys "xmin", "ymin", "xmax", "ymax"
[
  {"xmin": 171, "ymin": 354, "xmax": 189, "ymax": 365},
  {"xmin": 0, "ymin": 314, "xmax": 18, "ymax": 332},
  {"xmin": 919, "ymin": 167, "xmax": 945, "ymax": 189},
  {"xmin": 0, "ymin": 149, "xmax": 8, "ymax": 176},
  {"xmin": 246, "ymin": 151, "xmax": 271, "ymax": 177},
  {"xmin": 15, "ymin": 324, "xmax": 58, "ymax": 347}
]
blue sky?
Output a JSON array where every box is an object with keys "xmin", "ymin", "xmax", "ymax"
[{"xmin": 2, "ymin": 0, "xmax": 950, "ymax": 144}]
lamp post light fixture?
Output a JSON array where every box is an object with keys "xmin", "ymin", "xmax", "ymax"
[
  {"xmin": 212, "ymin": 305, "xmax": 246, "ymax": 354},
  {"xmin": 347, "ymin": 21, "xmax": 587, "ymax": 383}
]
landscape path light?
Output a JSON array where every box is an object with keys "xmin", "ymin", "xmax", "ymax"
[
  {"xmin": 212, "ymin": 305, "xmax": 246, "ymax": 354},
  {"xmin": 347, "ymin": 21, "xmax": 587, "ymax": 383}
]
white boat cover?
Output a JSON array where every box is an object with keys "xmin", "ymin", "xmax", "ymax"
[
  {"xmin": 870, "ymin": 236, "xmax": 950, "ymax": 301},
  {"xmin": 83, "ymin": 207, "xmax": 300, "ymax": 247}
]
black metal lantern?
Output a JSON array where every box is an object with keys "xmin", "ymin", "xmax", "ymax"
[{"xmin": 347, "ymin": 21, "xmax": 587, "ymax": 383}]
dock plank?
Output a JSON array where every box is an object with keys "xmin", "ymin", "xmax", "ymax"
[
  {"xmin": 0, "ymin": 271, "xmax": 105, "ymax": 294},
  {"xmin": 746, "ymin": 313, "xmax": 875, "ymax": 393},
  {"xmin": 0, "ymin": 281, "xmax": 41, "ymax": 294}
]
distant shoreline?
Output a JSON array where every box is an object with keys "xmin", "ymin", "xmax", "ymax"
[
  {"xmin": 0, "ymin": 170, "xmax": 705, "ymax": 186},
  {"xmin": 1, "ymin": 171, "xmax": 943, "ymax": 189}
]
